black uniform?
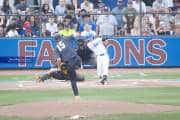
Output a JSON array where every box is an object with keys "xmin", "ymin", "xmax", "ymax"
[{"xmin": 54, "ymin": 38, "xmax": 82, "ymax": 96}]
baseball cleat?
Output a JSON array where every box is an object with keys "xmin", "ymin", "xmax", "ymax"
[{"xmin": 100, "ymin": 75, "xmax": 107, "ymax": 85}]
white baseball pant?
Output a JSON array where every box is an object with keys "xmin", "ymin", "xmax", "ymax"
[{"xmin": 96, "ymin": 53, "xmax": 109, "ymax": 77}]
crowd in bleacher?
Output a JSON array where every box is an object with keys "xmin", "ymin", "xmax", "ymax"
[{"xmin": 0, "ymin": 0, "xmax": 179, "ymax": 37}]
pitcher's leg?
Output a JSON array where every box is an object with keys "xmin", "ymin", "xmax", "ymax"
[{"xmin": 68, "ymin": 67, "xmax": 79, "ymax": 96}]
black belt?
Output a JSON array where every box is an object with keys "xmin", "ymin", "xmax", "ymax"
[{"xmin": 99, "ymin": 53, "xmax": 105, "ymax": 56}]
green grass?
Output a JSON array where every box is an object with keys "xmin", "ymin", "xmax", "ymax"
[
  {"xmin": 0, "ymin": 70, "xmax": 180, "ymax": 120},
  {"xmin": 0, "ymin": 89, "xmax": 72, "ymax": 106},
  {"xmin": 0, "ymin": 71, "xmax": 180, "ymax": 82},
  {"xmin": 1, "ymin": 112, "xmax": 180, "ymax": 120},
  {"xmin": 0, "ymin": 74, "xmax": 34, "ymax": 82},
  {"xmin": 0, "ymin": 116, "xmax": 32, "ymax": 120},
  {"xmin": 0, "ymin": 87, "xmax": 180, "ymax": 106}
]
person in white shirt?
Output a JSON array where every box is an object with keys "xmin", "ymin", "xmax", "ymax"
[
  {"xmin": 132, "ymin": 0, "xmax": 146, "ymax": 13},
  {"xmin": 45, "ymin": 17, "xmax": 58, "ymax": 36},
  {"xmin": 152, "ymin": 0, "xmax": 168, "ymax": 12},
  {"xmin": 87, "ymin": 37, "xmax": 109, "ymax": 85},
  {"xmin": 96, "ymin": 6, "xmax": 118, "ymax": 36},
  {"xmin": 80, "ymin": 0, "xmax": 93, "ymax": 13},
  {"xmin": 163, "ymin": 0, "xmax": 174, "ymax": 8},
  {"xmin": 6, "ymin": 23, "xmax": 19, "ymax": 37}
]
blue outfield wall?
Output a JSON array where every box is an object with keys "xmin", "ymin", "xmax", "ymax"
[{"xmin": 0, "ymin": 36, "xmax": 180, "ymax": 69}]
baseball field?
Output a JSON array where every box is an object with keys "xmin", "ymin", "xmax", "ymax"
[{"xmin": 0, "ymin": 68, "xmax": 180, "ymax": 120}]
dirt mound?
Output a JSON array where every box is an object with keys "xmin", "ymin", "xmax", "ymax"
[{"xmin": 0, "ymin": 100, "xmax": 180, "ymax": 118}]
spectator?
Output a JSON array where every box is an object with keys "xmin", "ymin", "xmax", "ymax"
[
  {"xmin": 59, "ymin": 15, "xmax": 77, "ymax": 49},
  {"xmin": 81, "ymin": 24, "xmax": 96, "ymax": 41},
  {"xmin": 78, "ymin": 13, "xmax": 96, "ymax": 32},
  {"xmin": 163, "ymin": 0, "xmax": 174, "ymax": 8},
  {"xmin": 80, "ymin": 0, "xmax": 93, "ymax": 13},
  {"xmin": 131, "ymin": 16, "xmax": 140, "ymax": 36},
  {"xmin": 27, "ymin": 0, "xmax": 40, "ymax": 14},
  {"xmin": 16, "ymin": 0, "xmax": 30, "ymax": 15},
  {"xmin": 157, "ymin": 9, "xmax": 175, "ymax": 34},
  {"xmin": 0, "ymin": 10, "xmax": 5, "ymax": 26},
  {"xmin": 112, "ymin": 0, "xmax": 125, "ymax": 27},
  {"xmin": 41, "ymin": 23, "xmax": 51, "ymax": 37},
  {"xmin": 65, "ymin": 0, "xmax": 77, "ymax": 7},
  {"xmin": 96, "ymin": 6, "xmax": 118, "ymax": 36},
  {"xmin": 1, "ymin": 0, "xmax": 12, "ymax": 14},
  {"xmin": 46, "ymin": 16, "xmax": 58, "ymax": 36},
  {"xmin": 132, "ymin": 0, "xmax": 146, "ymax": 13},
  {"xmin": 53, "ymin": 0, "xmax": 77, "ymax": 9},
  {"xmin": 41, "ymin": 3, "xmax": 53, "ymax": 14},
  {"xmin": 76, "ymin": 9, "xmax": 88, "ymax": 27},
  {"xmin": 66, "ymin": 4, "xmax": 78, "ymax": 29},
  {"xmin": 40, "ymin": 0, "xmax": 54, "ymax": 12},
  {"xmin": 142, "ymin": 15, "xmax": 156, "ymax": 36},
  {"xmin": 59, "ymin": 15, "xmax": 76, "ymax": 37},
  {"xmin": 57, "ymin": 22, "xmax": 64, "ymax": 32},
  {"xmin": 41, "ymin": 3, "xmax": 54, "ymax": 24},
  {"xmin": 122, "ymin": 0, "xmax": 138, "ymax": 35},
  {"xmin": 55, "ymin": 0, "xmax": 66, "ymax": 16},
  {"xmin": 0, "ymin": 25, "xmax": 4, "ymax": 37},
  {"xmin": 6, "ymin": 23, "xmax": 19, "ymax": 37},
  {"xmin": 0, "ymin": 0, "xmax": 15, "ymax": 13},
  {"xmin": 24, "ymin": 16, "xmax": 40, "ymax": 37},
  {"xmin": 175, "ymin": 8, "xmax": 180, "ymax": 35},
  {"xmin": 16, "ymin": 16, "xmax": 26, "ymax": 36},
  {"xmin": 152, "ymin": 0, "xmax": 168, "ymax": 13},
  {"xmin": 156, "ymin": 21, "xmax": 171, "ymax": 35}
]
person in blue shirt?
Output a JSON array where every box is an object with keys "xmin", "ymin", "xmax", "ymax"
[{"xmin": 78, "ymin": 14, "xmax": 96, "ymax": 32}]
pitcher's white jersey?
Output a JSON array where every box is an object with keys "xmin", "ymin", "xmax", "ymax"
[{"xmin": 87, "ymin": 37, "xmax": 109, "ymax": 77}]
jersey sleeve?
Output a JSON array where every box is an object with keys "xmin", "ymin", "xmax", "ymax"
[{"xmin": 87, "ymin": 37, "xmax": 102, "ymax": 53}]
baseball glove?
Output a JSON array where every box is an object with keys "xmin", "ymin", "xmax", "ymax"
[{"xmin": 60, "ymin": 63, "xmax": 69, "ymax": 75}]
